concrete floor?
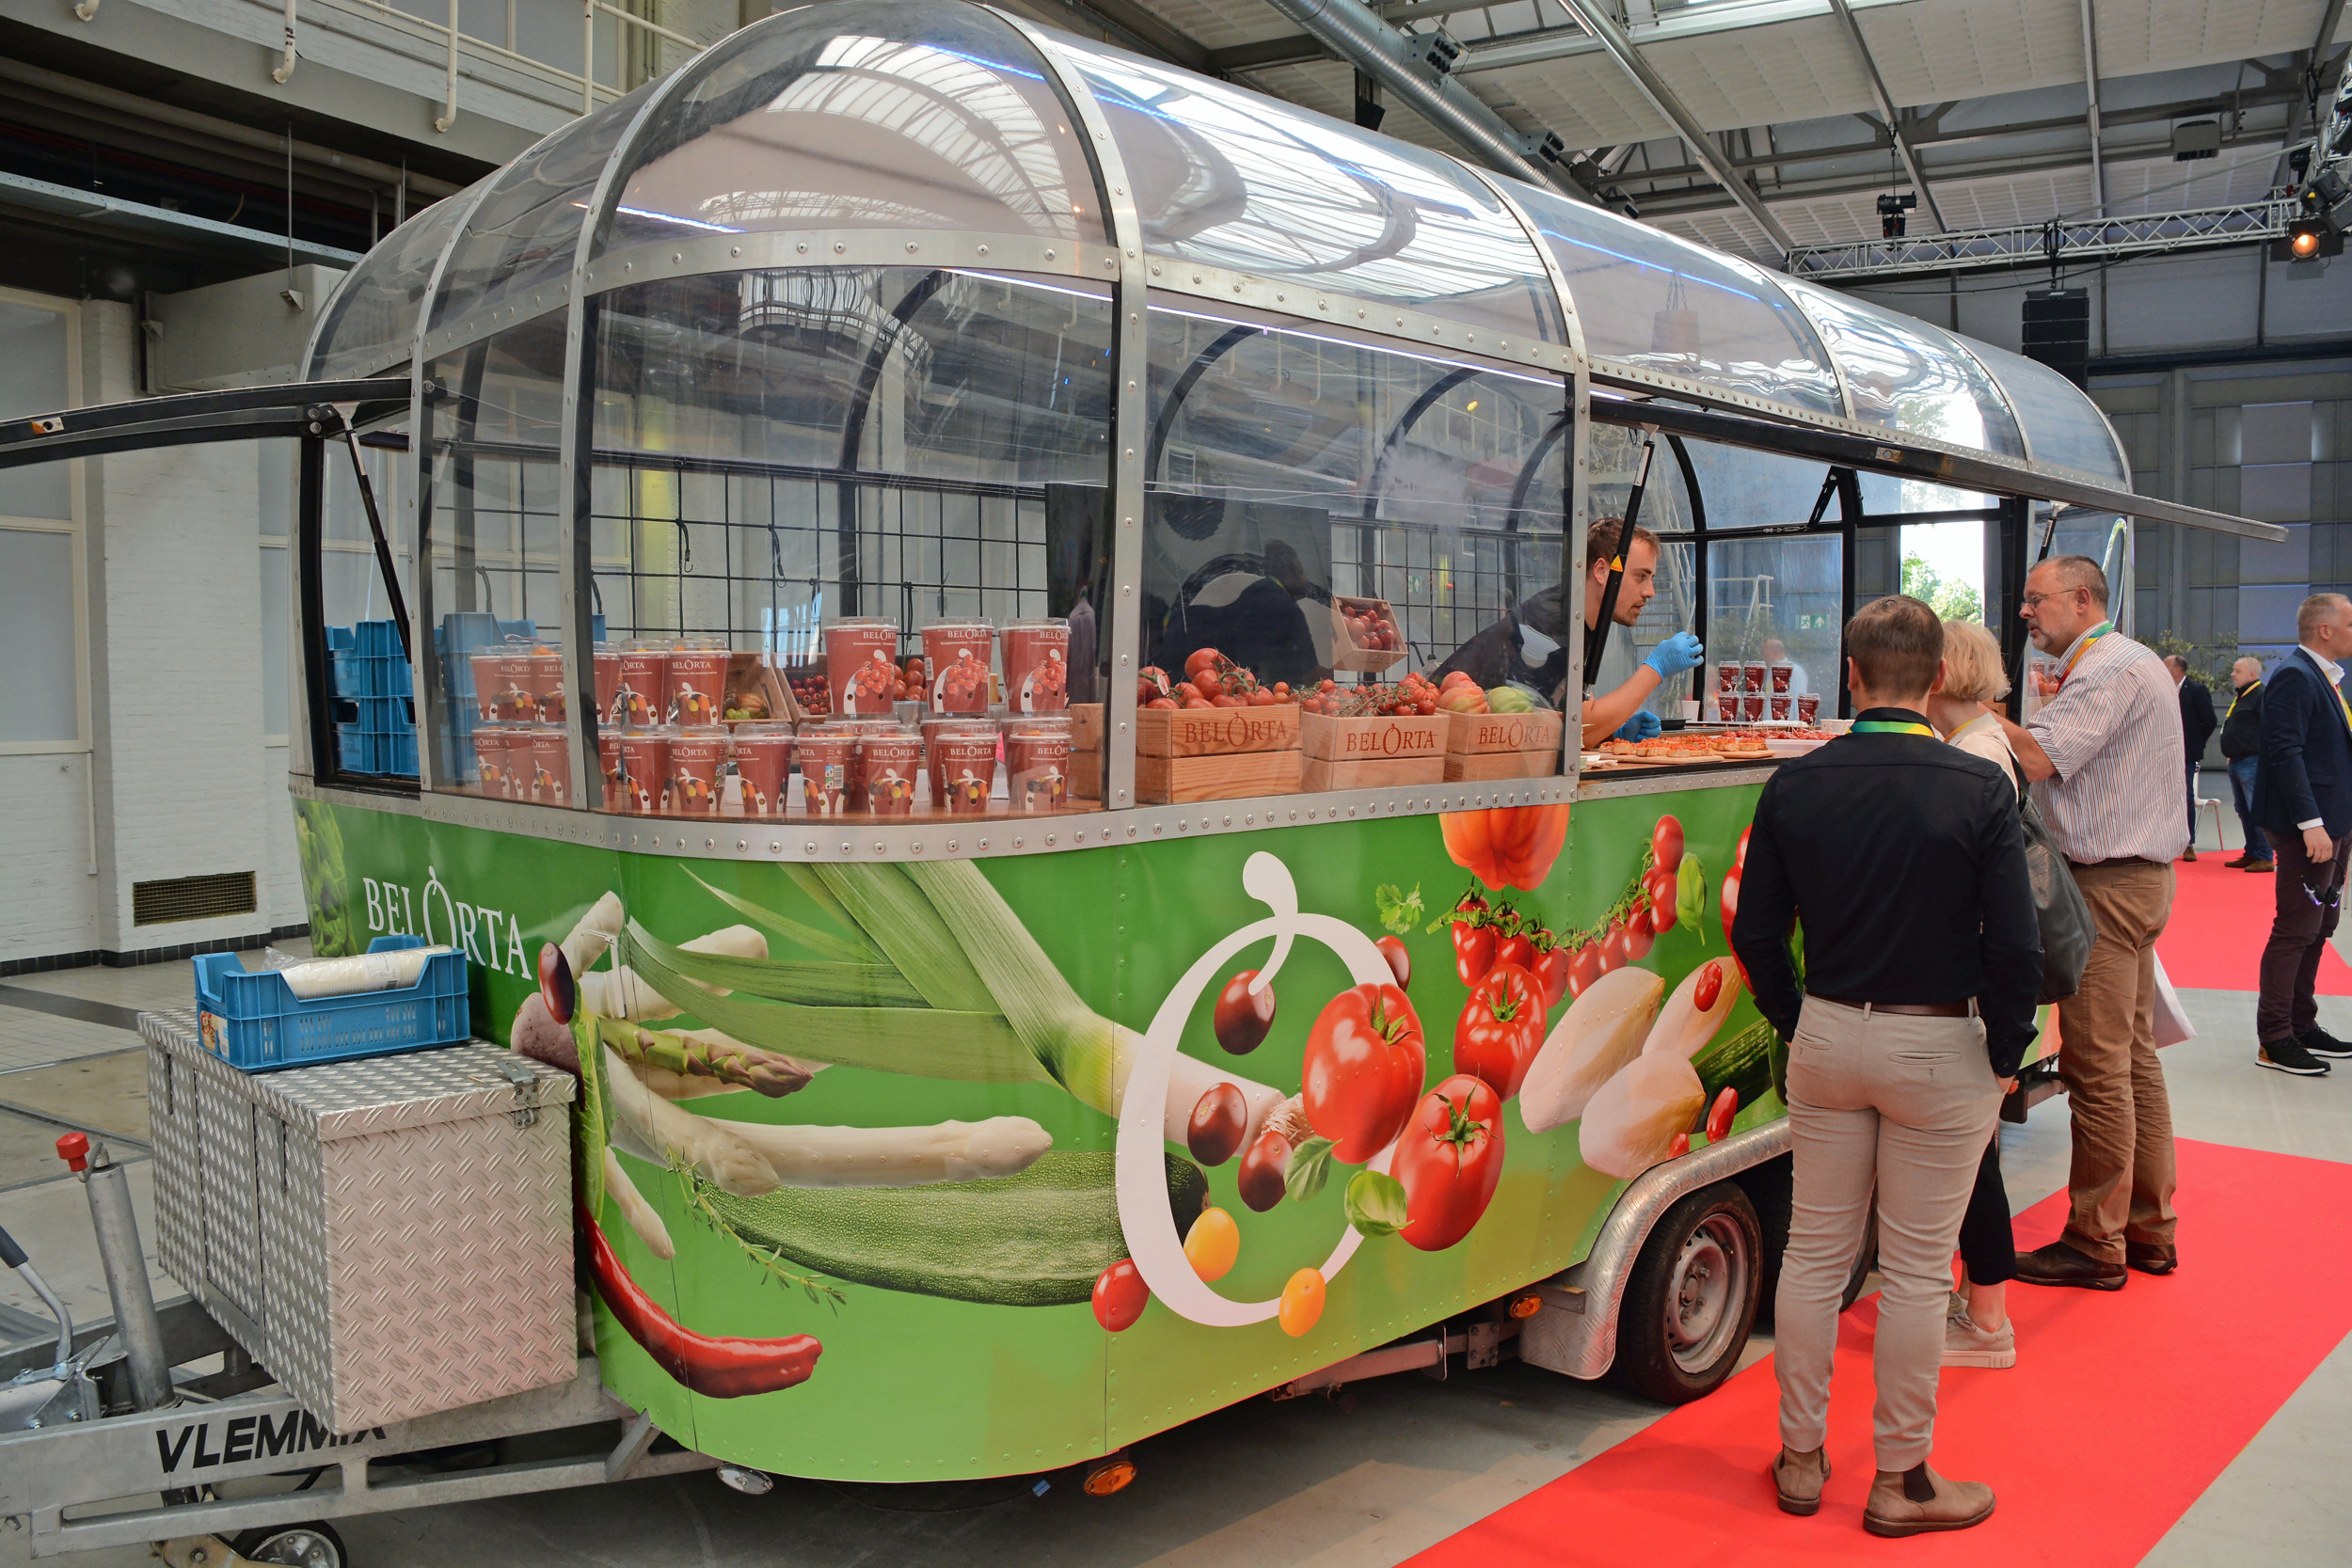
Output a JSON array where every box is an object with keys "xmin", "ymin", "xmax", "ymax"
[{"xmin": 1, "ymin": 876, "xmax": 2345, "ymax": 1567}]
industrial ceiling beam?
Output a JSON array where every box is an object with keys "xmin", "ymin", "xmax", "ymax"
[
  {"xmin": 2274, "ymin": 0, "xmax": 2350, "ymax": 187},
  {"xmin": 1542, "ymin": 0, "xmax": 1795, "ymax": 255},
  {"xmin": 1821, "ymin": 0, "xmax": 1945, "ymax": 230},
  {"xmin": 995, "ymin": 0, "xmax": 1216, "ymax": 70},
  {"xmin": 2080, "ymin": 0, "xmax": 2106, "ymax": 216},
  {"xmin": 1251, "ymin": 0, "xmax": 1601, "ymax": 202}
]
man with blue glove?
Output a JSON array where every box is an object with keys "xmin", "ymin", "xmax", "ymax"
[{"xmin": 1576, "ymin": 516, "xmax": 1705, "ymax": 747}]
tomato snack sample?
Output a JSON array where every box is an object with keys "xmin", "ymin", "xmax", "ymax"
[
  {"xmin": 921, "ymin": 620, "xmax": 993, "ymax": 714},
  {"xmin": 617, "ymin": 728, "xmax": 673, "ymax": 815},
  {"xmin": 616, "ymin": 640, "xmax": 674, "ymax": 729},
  {"xmin": 525, "ymin": 725, "xmax": 570, "ymax": 806},
  {"xmin": 1004, "ymin": 720, "xmax": 1072, "ymax": 811},
  {"xmin": 731, "ymin": 723, "xmax": 791, "ymax": 816},
  {"xmin": 858, "ymin": 729, "xmax": 922, "ymax": 816},
  {"xmin": 669, "ymin": 638, "xmax": 730, "ymax": 727},
  {"xmin": 669, "ymin": 728, "xmax": 729, "ymax": 815},
  {"xmin": 794, "ymin": 727, "xmax": 853, "ymax": 816},
  {"xmin": 927, "ymin": 721, "xmax": 997, "ymax": 814},
  {"xmin": 824, "ymin": 617, "xmax": 901, "ymax": 717},
  {"xmin": 1002, "ymin": 618, "xmax": 1070, "ymax": 713}
]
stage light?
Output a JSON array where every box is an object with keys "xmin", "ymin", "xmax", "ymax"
[{"xmin": 2293, "ymin": 223, "xmax": 2325, "ymax": 259}]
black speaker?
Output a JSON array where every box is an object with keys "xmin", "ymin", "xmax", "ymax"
[{"xmin": 2022, "ymin": 289, "xmax": 2091, "ymax": 388}]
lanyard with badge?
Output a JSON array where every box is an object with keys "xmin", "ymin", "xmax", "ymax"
[
  {"xmin": 1851, "ymin": 719, "xmax": 1937, "ymax": 737},
  {"xmin": 2050, "ymin": 619, "xmax": 2112, "ymax": 690}
]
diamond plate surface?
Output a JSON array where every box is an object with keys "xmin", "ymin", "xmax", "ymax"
[{"xmin": 142, "ymin": 1010, "xmax": 578, "ymax": 1432}]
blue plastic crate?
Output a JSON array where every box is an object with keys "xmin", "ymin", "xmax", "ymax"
[
  {"xmin": 326, "ymin": 626, "xmax": 357, "ymax": 654},
  {"xmin": 194, "ymin": 936, "xmax": 470, "ymax": 1071},
  {"xmin": 381, "ymin": 731, "xmax": 419, "ymax": 776},
  {"xmin": 336, "ymin": 725, "xmax": 373, "ymax": 772},
  {"xmin": 357, "ymin": 696, "xmax": 415, "ymax": 733},
  {"xmin": 331, "ymin": 650, "xmax": 365, "ymax": 698},
  {"xmin": 353, "ymin": 620, "xmax": 405, "ymax": 657}
]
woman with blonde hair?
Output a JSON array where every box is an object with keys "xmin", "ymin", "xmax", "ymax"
[{"xmin": 1926, "ymin": 616, "xmax": 2022, "ymax": 1370}]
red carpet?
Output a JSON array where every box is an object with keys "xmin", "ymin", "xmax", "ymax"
[
  {"xmin": 1409, "ymin": 1139, "xmax": 2352, "ymax": 1567},
  {"xmin": 2154, "ymin": 854, "xmax": 2352, "ymax": 993}
]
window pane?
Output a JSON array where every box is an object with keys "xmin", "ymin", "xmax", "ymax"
[
  {"xmin": 0, "ymin": 300, "xmax": 71, "ymax": 522},
  {"xmin": 0, "ymin": 530, "xmax": 77, "ymax": 741}
]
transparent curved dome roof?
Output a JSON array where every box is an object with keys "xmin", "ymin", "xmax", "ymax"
[{"xmin": 307, "ymin": 0, "xmax": 2127, "ymax": 489}]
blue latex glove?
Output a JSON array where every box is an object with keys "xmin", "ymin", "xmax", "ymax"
[
  {"xmin": 1613, "ymin": 710, "xmax": 1662, "ymax": 743},
  {"xmin": 1645, "ymin": 631, "xmax": 1706, "ymax": 679}
]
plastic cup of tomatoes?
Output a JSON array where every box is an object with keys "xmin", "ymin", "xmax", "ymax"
[
  {"xmin": 823, "ymin": 617, "xmax": 901, "ymax": 717},
  {"xmin": 731, "ymin": 722, "xmax": 791, "ymax": 816},
  {"xmin": 857, "ymin": 729, "xmax": 922, "ymax": 816},
  {"xmin": 668, "ymin": 637, "xmax": 730, "ymax": 728},
  {"xmin": 921, "ymin": 620, "xmax": 993, "ymax": 714},
  {"xmin": 795, "ymin": 726, "xmax": 854, "ymax": 816},
  {"xmin": 1004, "ymin": 719, "xmax": 1072, "ymax": 812},
  {"xmin": 926, "ymin": 721, "xmax": 999, "ymax": 815},
  {"xmin": 1003, "ymin": 618, "xmax": 1070, "ymax": 713},
  {"xmin": 616, "ymin": 640, "xmax": 675, "ymax": 729},
  {"xmin": 617, "ymin": 727, "xmax": 674, "ymax": 815}
]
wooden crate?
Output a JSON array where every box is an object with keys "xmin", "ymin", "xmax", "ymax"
[
  {"xmin": 1137, "ymin": 749, "xmax": 1303, "ymax": 803},
  {"xmin": 723, "ymin": 654, "xmax": 794, "ymax": 724},
  {"xmin": 1069, "ymin": 747, "xmax": 1104, "ymax": 800},
  {"xmin": 1068, "ymin": 703, "xmax": 1104, "ymax": 754},
  {"xmin": 1138, "ymin": 703, "xmax": 1299, "ymax": 757},
  {"xmin": 1299, "ymin": 710, "xmax": 1445, "ymax": 764},
  {"xmin": 1443, "ymin": 749, "xmax": 1562, "ymax": 782},
  {"xmin": 1446, "ymin": 707, "xmax": 1565, "ymax": 756},
  {"xmin": 1302, "ymin": 754, "xmax": 1445, "ymax": 792},
  {"xmin": 1329, "ymin": 595, "xmax": 1406, "ymax": 673}
]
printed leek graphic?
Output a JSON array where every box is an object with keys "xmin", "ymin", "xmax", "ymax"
[
  {"xmin": 294, "ymin": 800, "xmax": 358, "ymax": 957},
  {"xmin": 547, "ymin": 862, "xmax": 1264, "ymax": 1314}
]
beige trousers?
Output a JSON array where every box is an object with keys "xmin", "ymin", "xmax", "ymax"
[
  {"xmin": 2057, "ymin": 860, "xmax": 2179, "ymax": 1263},
  {"xmin": 1775, "ymin": 997, "xmax": 2001, "ymax": 1471}
]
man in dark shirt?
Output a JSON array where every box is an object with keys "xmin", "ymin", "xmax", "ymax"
[
  {"xmin": 1733, "ymin": 594, "xmax": 2041, "ymax": 1539},
  {"xmin": 2166, "ymin": 656, "xmax": 2218, "ymax": 861},
  {"xmin": 2218, "ymin": 656, "xmax": 2271, "ymax": 871}
]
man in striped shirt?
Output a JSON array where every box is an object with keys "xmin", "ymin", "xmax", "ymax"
[{"xmin": 1995, "ymin": 555, "xmax": 2186, "ymax": 1291}]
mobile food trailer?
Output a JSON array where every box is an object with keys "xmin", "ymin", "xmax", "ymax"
[{"xmin": 0, "ymin": 0, "xmax": 2280, "ymax": 1545}]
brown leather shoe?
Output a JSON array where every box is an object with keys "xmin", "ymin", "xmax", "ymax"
[
  {"xmin": 2013, "ymin": 1239, "xmax": 2126, "ymax": 1291},
  {"xmin": 1865, "ymin": 1463, "xmax": 1995, "ymax": 1536},
  {"xmin": 2126, "ymin": 1241, "xmax": 2179, "ymax": 1275},
  {"xmin": 2224, "ymin": 851, "xmax": 2253, "ymax": 867},
  {"xmin": 2245, "ymin": 859, "xmax": 2276, "ymax": 872},
  {"xmin": 1772, "ymin": 1446, "xmax": 1831, "ymax": 1516}
]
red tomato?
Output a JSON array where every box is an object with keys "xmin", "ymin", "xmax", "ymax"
[
  {"xmin": 1215, "ymin": 694, "xmax": 1245, "ymax": 708},
  {"xmin": 1453, "ymin": 923, "xmax": 1497, "ymax": 988},
  {"xmin": 1705, "ymin": 1085, "xmax": 1739, "ymax": 1144},
  {"xmin": 1493, "ymin": 930, "xmax": 1536, "ymax": 973},
  {"xmin": 1176, "ymin": 682, "xmax": 1203, "ymax": 703},
  {"xmin": 1146, "ymin": 697, "xmax": 1177, "ymax": 709},
  {"xmin": 1184, "ymin": 649, "xmax": 1221, "ymax": 679},
  {"xmin": 1721, "ymin": 870, "xmax": 1741, "ymax": 948},
  {"xmin": 1692, "ymin": 959, "xmax": 1724, "ymax": 1013},
  {"xmin": 1248, "ymin": 687, "xmax": 1280, "ymax": 706},
  {"xmin": 1091, "ymin": 1259, "xmax": 1148, "ymax": 1331},
  {"xmin": 1651, "ymin": 816, "xmax": 1684, "ymax": 875},
  {"xmin": 1531, "ymin": 944, "xmax": 1571, "ymax": 1009},
  {"xmin": 1733, "ymin": 824, "xmax": 1751, "ymax": 877},
  {"xmin": 1644, "ymin": 867, "xmax": 1679, "ymax": 933},
  {"xmin": 1392, "ymin": 1075, "xmax": 1504, "ymax": 1252},
  {"xmin": 1601, "ymin": 921, "xmax": 1630, "ymax": 972},
  {"xmin": 1301, "ymin": 983, "xmax": 1426, "ymax": 1164},
  {"xmin": 1626, "ymin": 908, "xmax": 1655, "ymax": 960},
  {"xmin": 1566, "ymin": 942, "xmax": 1605, "ymax": 998},
  {"xmin": 1453, "ymin": 961, "xmax": 1544, "ymax": 1100},
  {"xmin": 1194, "ymin": 672, "xmax": 1226, "ymax": 701},
  {"xmin": 1375, "ymin": 935, "xmax": 1412, "ymax": 990}
]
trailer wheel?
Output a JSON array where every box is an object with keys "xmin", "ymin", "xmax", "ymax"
[
  {"xmin": 1611, "ymin": 1181, "xmax": 1761, "ymax": 1405},
  {"xmin": 230, "ymin": 1522, "xmax": 346, "ymax": 1568}
]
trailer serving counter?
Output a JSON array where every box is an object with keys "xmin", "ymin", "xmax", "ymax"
[{"xmin": 0, "ymin": 0, "xmax": 2282, "ymax": 1524}]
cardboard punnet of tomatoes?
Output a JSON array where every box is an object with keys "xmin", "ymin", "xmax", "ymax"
[
  {"xmin": 1136, "ymin": 649, "xmax": 1293, "ymax": 710},
  {"xmin": 1298, "ymin": 672, "xmax": 1440, "ymax": 717}
]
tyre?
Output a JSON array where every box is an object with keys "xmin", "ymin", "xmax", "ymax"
[
  {"xmin": 1839, "ymin": 1210, "xmax": 1880, "ymax": 1314},
  {"xmin": 230, "ymin": 1522, "xmax": 347, "ymax": 1568},
  {"xmin": 1611, "ymin": 1181, "xmax": 1763, "ymax": 1404}
]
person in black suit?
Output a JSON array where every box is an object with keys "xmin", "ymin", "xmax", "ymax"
[
  {"xmin": 2165, "ymin": 656, "xmax": 2217, "ymax": 862},
  {"xmin": 2250, "ymin": 594, "xmax": 2352, "ymax": 1075},
  {"xmin": 2219, "ymin": 657, "xmax": 2272, "ymax": 871}
]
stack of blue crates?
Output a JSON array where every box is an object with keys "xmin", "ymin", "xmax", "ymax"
[{"xmin": 329, "ymin": 621, "xmax": 419, "ymax": 776}]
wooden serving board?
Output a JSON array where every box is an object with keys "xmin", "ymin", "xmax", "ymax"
[
  {"xmin": 1446, "ymin": 708, "xmax": 1565, "ymax": 756},
  {"xmin": 1444, "ymin": 749, "xmax": 1563, "ymax": 783},
  {"xmin": 1138, "ymin": 703, "xmax": 1300, "ymax": 758},
  {"xmin": 1302, "ymin": 754, "xmax": 1445, "ymax": 792},
  {"xmin": 1299, "ymin": 710, "xmax": 1446, "ymax": 763},
  {"xmin": 1138, "ymin": 749, "xmax": 1303, "ymax": 803}
]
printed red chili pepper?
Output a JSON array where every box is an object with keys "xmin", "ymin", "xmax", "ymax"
[{"xmin": 580, "ymin": 1207, "xmax": 820, "ymax": 1398}]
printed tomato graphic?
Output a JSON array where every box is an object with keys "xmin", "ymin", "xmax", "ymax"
[
  {"xmin": 1441, "ymin": 802, "xmax": 1570, "ymax": 892},
  {"xmin": 1392, "ymin": 1074, "xmax": 1504, "ymax": 1252},
  {"xmin": 1302, "ymin": 982, "xmax": 1425, "ymax": 1163},
  {"xmin": 1453, "ymin": 961, "xmax": 1544, "ymax": 1100}
]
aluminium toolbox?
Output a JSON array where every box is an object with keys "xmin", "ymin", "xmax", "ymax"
[{"xmin": 143, "ymin": 1008, "xmax": 578, "ymax": 1433}]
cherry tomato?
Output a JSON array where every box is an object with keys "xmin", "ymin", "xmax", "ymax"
[
  {"xmin": 1531, "ymin": 944, "xmax": 1571, "ymax": 1009},
  {"xmin": 1176, "ymin": 682, "xmax": 1203, "ymax": 703},
  {"xmin": 1186, "ymin": 1082, "xmax": 1248, "ymax": 1164},
  {"xmin": 1146, "ymin": 697, "xmax": 1177, "ymax": 710},
  {"xmin": 1092, "ymin": 1259, "xmax": 1148, "ymax": 1332},
  {"xmin": 1215, "ymin": 694, "xmax": 1244, "ymax": 708},
  {"xmin": 1375, "ymin": 935, "xmax": 1411, "ymax": 990},
  {"xmin": 1392, "ymin": 1074, "xmax": 1505, "ymax": 1252},
  {"xmin": 1721, "ymin": 870, "xmax": 1741, "ymax": 949},
  {"xmin": 1494, "ymin": 931, "xmax": 1536, "ymax": 973},
  {"xmin": 1566, "ymin": 942, "xmax": 1605, "ymax": 998},
  {"xmin": 1644, "ymin": 867, "xmax": 1679, "ymax": 933},
  {"xmin": 1692, "ymin": 959, "xmax": 1724, "ymax": 1013},
  {"xmin": 1213, "ymin": 971, "xmax": 1276, "ymax": 1054},
  {"xmin": 1279, "ymin": 1268, "xmax": 1326, "ymax": 1337},
  {"xmin": 1301, "ymin": 982, "xmax": 1426, "ymax": 1163},
  {"xmin": 1454, "ymin": 962, "xmax": 1545, "ymax": 1100},
  {"xmin": 1626, "ymin": 908, "xmax": 1656, "ymax": 960},
  {"xmin": 1237, "ymin": 1130, "xmax": 1290, "ymax": 1212},
  {"xmin": 1651, "ymin": 816, "xmax": 1684, "ymax": 875},
  {"xmin": 1705, "ymin": 1085, "xmax": 1739, "ymax": 1144},
  {"xmin": 1453, "ymin": 922, "xmax": 1497, "ymax": 988},
  {"xmin": 1184, "ymin": 1207, "xmax": 1239, "ymax": 1282}
]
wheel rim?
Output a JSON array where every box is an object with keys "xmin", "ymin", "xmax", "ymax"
[
  {"xmin": 242, "ymin": 1529, "xmax": 341, "ymax": 1568},
  {"xmin": 1662, "ymin": 1213, "xmax": 1750, "ymax": 1375}
]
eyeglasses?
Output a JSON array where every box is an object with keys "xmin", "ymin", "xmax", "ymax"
[{"xmin": 2020, "ymin": 590, "xmax": 2086, "ymax": 610}]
